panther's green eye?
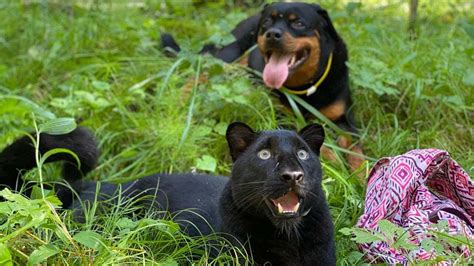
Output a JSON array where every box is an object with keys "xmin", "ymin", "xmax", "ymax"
[
  {"xmin": 258, "ymin": 149, "xmax": 272, "ymax": 160},
  {"xmin": 297, "ymin": 149, "xmax": 309, "ymax": 160}
]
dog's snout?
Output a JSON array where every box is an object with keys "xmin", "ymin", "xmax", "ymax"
[
  {"xmin": 265, "ymin": 28, "xmax": 283, "ymax": 42},
  {"xmin": 280, "ymin": 171, "xmax": 304, "ymax": 183}
]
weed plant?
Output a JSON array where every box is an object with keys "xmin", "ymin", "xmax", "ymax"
[{"xmin": 0, "ymin": 0, "xmax": 472, "ymax": 264}]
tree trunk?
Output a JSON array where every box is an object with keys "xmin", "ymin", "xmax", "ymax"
[{"xmin": 408, "ymin": 0, "xmax": 419, "ymax": 36}]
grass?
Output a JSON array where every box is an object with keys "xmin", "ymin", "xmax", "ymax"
[{"xmin": 0, "ymin": 0, "xmax": 473, "ymax": 264}]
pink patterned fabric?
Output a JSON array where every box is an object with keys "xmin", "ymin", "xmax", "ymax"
[{"xmin": 357, "ymin": 149, "xmax": 474, "ymax": 264}]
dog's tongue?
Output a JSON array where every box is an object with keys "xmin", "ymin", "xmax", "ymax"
[{"xmin": 263, "ymin": 53, "xmax": 292, "ymax": 89}]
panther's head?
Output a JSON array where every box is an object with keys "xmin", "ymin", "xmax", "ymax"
[{"xmin": 226, "ymin": 122, "xmax": 325, "ymax": 238}]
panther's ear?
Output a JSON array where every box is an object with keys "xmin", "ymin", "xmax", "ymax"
[
  {"xmin": 299, "ymin": 124, "xmax": 325, "ymax": 155},
  {"xmin": 312, "ymin": 4, "xmax": 340, "ymax": 41},
  {"xmin": 226, "ymin": 122, "xmax": 257, "ymax": 161}
]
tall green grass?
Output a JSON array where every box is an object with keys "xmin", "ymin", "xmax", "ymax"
[{"xmin": 0, "ymin": 0, "xmax": 472, "ymax": 264}]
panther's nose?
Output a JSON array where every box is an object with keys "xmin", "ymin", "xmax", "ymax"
[
  {"xmin": 265, "ymin": 28, "xmax": 283, "ymax": 43},
  {"xmin": 280, "ymin": 171, "xmax": 304, "ymax": 183}
]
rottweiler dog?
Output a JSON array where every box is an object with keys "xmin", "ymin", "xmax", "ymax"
[{"xmin": 162, "ymin": 2, "xmax": 364, "ymax": 171}]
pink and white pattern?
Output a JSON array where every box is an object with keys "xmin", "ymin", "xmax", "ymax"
[{"xmin": 357, "ymin": 149, "xmax": 474, "ymax": 264}]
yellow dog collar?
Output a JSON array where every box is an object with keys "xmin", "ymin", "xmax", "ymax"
[{"xmin": 284, "ymin": 52, "xmax": 333, "ymax": 96}]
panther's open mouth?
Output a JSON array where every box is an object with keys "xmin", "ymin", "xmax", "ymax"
[
  {"xmin": 266, "ymin": 190, "xmax": 303, "ymax": 218},
  {"xmin": 262, "ymin": 48, "xmax": 310, "ymax": 89}
]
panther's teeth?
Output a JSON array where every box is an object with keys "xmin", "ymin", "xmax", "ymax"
[
  {"xmin": 277, "ymin": 203, "xmax": 284, "ymax": 213},
  {"xmin": 293, "ymin": 202, "xmax": 300, "ymax": 212},
  {"xmin": 276, "ymin": 202, "xmax": 300, "ymax": 214}
]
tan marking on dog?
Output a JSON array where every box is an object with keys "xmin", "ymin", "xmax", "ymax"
[
  {"xmin": 337, "ymin": 136, "xmax": 365, "ymax": 176},
  {"xmin": 271, "ymin": 11, "xmax": 278, "ymax": 18},
  {"xmin": 319, "ymin": 101, "xmax": 345, "ymax": 121},
  {"xmin": 348, "ymin": 145, "xmax": 365, "ymax": 172},
  {"xmin": 238, "ymin": 56, "xmax": 249, "ymax": 66},
  {"xmin": 283, "ymin": 34, "xmax": 320, "ymax": 87},
  {"xmin": 337, "ymin": 135, "xmax": 351, "ymax": 149},
  {"xmin": 257, "ymin": 34, "xmax": 266, "ymax": 56},
  {"xmin": 320, "ymin": 146, "xmax": 338, "ymax": 162},
  {"xmin": 288, "ymin": 13, "xmax": 297, "ymax": 20}
]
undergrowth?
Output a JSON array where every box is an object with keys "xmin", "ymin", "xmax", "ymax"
[{"xmin": 0, "ymin": 0, "xmax": 472, "ymax": 264}]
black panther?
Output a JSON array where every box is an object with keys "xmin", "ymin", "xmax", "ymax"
[{"xmin": 0, "ymin": 123, "xmax": 335, "ymax": 265}]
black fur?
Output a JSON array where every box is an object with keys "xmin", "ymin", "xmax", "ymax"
[
  {"xmin": 161, "ymin": 2, "xmax": 357, "ymax": 134},
  {"xmin": 222, "ymin": 122, "xmax": 335, "ymax": 265},
  {"xmin": 70, "ymin": 173, "xmax": 227, "ymax": 236},
  {"xmin": 0, "ymin": 127, "xmax": 99, "ymax": 206},
  {"xmin": 0, "ymin": 123, "xmax": 335, "ymax": 264}
]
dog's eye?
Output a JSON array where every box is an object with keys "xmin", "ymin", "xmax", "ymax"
[
  {"xmin": 262, "ymin": 18, "xmax": 272, "ymax": 28},
  {"xmin": 297, "ymin": 149, "xmax": 309, "ymax": 160},
  {"xmin": 258, "ymin": 149, "xmax": 272, "ymax": 160},
  {"xmin": 291, "ymin": 20, "xmax": 305, "ymax": 29}
]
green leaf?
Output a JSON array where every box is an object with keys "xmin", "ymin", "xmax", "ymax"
[
  {"xmin": 73, "ymin": 231, "xmax": 105, "ymax": 250},
  {"xmin": 30, "ymin": 185, "xmax": 52, "ymax": 199},
  {"xmin": 0, "ymin": 188, "xmax": 30, "ymax": 206},
  {"xmin": 460, "ymin": 21, "xmax": 474, "ymax": 39},
  {"xmin": 207, "ymin": 61, "xmax": 224, "ymax": 76},
  {"xmin": 345, "ymin": 251, "xmax": 364, "ymax": 264},
  {"xmin": 0, "ymin": 202, "xmax": 12, "ymax": 214},
  {"xmin": 435, "ymin": 220, "xmax": 449, "ymax": 232},
  {"xmin": 339, "ymin": 227, "xmax": 353, "ymax": 236},
  {"xmin": 158, "ymin": 258, "xmax": 179, "ymax": 266},
  {"xmin": 0, "ymin": 243, "xmax": 13, "ymax": 266},
  {"xmin": 421, "ymin": 238, "xmax": 444, "ymax": 254},
  {"xmin": 27, "ymin": 244, "xmax": 60, "ymax": 266},
  {"xmin": 0, "ymin": 64, "xmax": 7, "ymax": 76},
  {"xmin": 39, "ymin": 148, "xmax": 81, "ymax": 170},
  {"xmin": 346, "ymin": 2, "xmax": 362, "ymax": 15},
  {"xmin": 196, "ymin": 155, "xmax": 217, "ymax": 173},
  {"xmin": 120, "ymin": 148, "xmax": 138, "ymax": 159},
  {"xmin": 378, "ymin": 219, "xmax": 402, "ymax": 237},
  {"xmin": 393, "ymin": 231, "xmax": 417, "ymax": 250},
  {"xmin": 92, "ymin": 80, "xmax": 111, "ymax": 91},
  {"xmin": 116, "ymin": 217, "xmax": 137, "ymax": 230},
  {"xmin": 351, "ymin": 228, "xmax": 385, "ymax": 244},
  {"xmin": 39, "ymin": 118, "xmax": 76, "ymax": 135},
  {"xmin": 213, "ymin": 122, "xmax": 228, "ymax": 136},
  {"xmin": 45, "ymin": 195, "xmax": 63, "ymax": 207},
  {"xmin": 462, "ymin": 69, "xmax": 474, "ymax": 86},
  {"xmin": 0, "ymin": 95, "xmax": 55, "ymax": 119}
]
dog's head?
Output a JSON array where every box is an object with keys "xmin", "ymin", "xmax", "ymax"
[
  {"xmin": 226, "ymin": 122, "xmax": 325, "ymax": 238},
  {"xmin": 257, "ymin": 3, "xmax": 339, "ymax": 89}
]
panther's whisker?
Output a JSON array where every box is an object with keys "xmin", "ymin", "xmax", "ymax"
[
  {"xmin": 233, "ymin": 190, "xmax": 263, "ymax": 209},
  {"xmin": 301, "ymin": 188, "xmax": 320, "ymax": 200},
  {"xmin": 233, "ymin": 181, "xmax": 266, "ymax": 187}
]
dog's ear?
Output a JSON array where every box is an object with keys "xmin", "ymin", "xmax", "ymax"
[
  {"xmin": 313, "ymin": 5, "xmax": 340, "ymax": 41},
  {"xmin": 226, "ymin": 122, "xmax": 257, "ymax": 161},
  {"xmin": 299, "ymin": 124, "xmax": 325, "ymax": 155},
  {"xmin": 255, "ymin": 2, "xmax": 271, "ymax": 36}
]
